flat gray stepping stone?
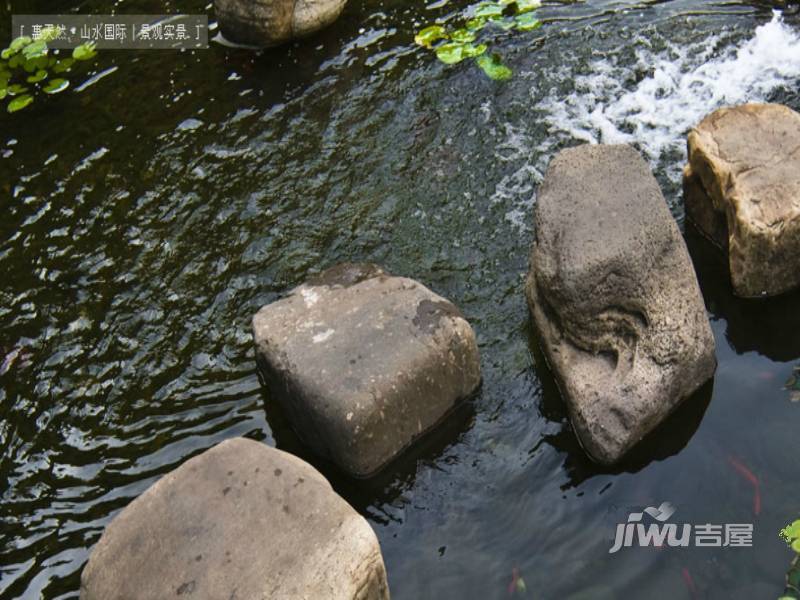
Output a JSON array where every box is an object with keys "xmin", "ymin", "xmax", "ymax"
[
  {"xmin": 252, "ymin": 263, "xmax": 481, "ymax": 477},
  {"xmin": 80, "ymin": 438, "xmax": 390, "ymax": 600}
]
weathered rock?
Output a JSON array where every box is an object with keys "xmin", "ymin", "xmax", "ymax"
[
  {"xmin": 684, "ymin": 103, "xmax": 800, "ymax": 297},
  {"xmin": 526, "ymin": 144, "xmax": 716, "ymax": 465},
  {"xmin": 80, "ymin": 438, "xmax": 389, "ymax": 600},
  {"xmin": 215, "ymin": 0, "xmax": 347, "ymax": 47},
  {"xmin": 253, "ymin": 263, "xmax": 481, "ymax": 478}
]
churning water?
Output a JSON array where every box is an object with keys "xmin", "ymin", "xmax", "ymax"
[{"xmin": 540, "ymin": 11, "xmax": 800, "ymax": 180}]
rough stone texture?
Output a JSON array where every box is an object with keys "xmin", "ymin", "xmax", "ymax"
[
  {"xmin": 526, "ymin": 144, "xmax": 716, "ymax": 465},
  {"xmin": 253, "ymin": 263, "xmax": 481, "ymax": 478},
  {"xmin": 80, "ymin": 438, "xmax": 389, "ymax": 600},
  {"xmin": 684, "ymin": 103, "xmax": 800, "ymax": 297},
  {"xmin": 215, "ymin": 0, "xmax": 347, "ymax": 47}
]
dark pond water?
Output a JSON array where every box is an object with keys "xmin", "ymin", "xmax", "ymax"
[{"xmin": 1, "ymin": 0, "xmax": 800, "ymax": 598}]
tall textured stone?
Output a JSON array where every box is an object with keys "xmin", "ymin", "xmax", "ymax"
[
  {"xmin": 684, "ymin": 103, "xmax": 800, "ymax": 297},
  {"xmin": 526, "ymin": 144, "xmax": 716, "ymax": 465}
]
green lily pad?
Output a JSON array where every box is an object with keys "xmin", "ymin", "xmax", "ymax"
[
  {"xmin": 465, "ymin": 17, "xmax": 488, "ymax": 31},
  {"xmin": 73, "ymin": 42, "xmax": 97, "ymax": 61},
  {"xmin": 415, "ymin": 25, "xmax": 448, "ymax": 48},
  {"xmin": 8, "ymin": 54, "xmax": 24, "ymax": 68},
  {"xmin": 451, "ymin": 28, "xmax": 477, "ymax": 43},
  {"xmin": 463, "ymin": 43, "xmax": 487, "ymax": 57},
  {"xmin": 436, "ymin": 42, "xmax": 467, "ymax": 64},
  {"xmin": 9, "ymin": 36, "xmax": 32, "ymax": 53},
  {"xmin": 436, "ymin": 41, "xmax": 487, "ymax": 64},
  {"xmin": 784, "ymin": 520, "xmax": 800, "ymax": 540},
  {"xmin": 22, "ymin": 40, "xmax": 47, "ymax": 59},
  {"xmin": 27, "ymin": 69, "xmax": 48, "ymax": 83},
  {"xmin": 42, "ymin": 78, "xmax": 69, "ymax": 94},
  {"xmin": 7, "ymin": 84, "xmax": 29, "ymax": 96},
  {"xmin": 7, "ymin": 94, "xmax": 33, "ymax": 113},
  {"xmin": 474, "ymin": 3, "xmax": 504, "ymax": 18},
  {"xmin": 492, "ymin": 17, "xmax": 517, "ymax": 30},
  {"xmin": 0, "ymin": 88, "xmax": 6, "ymax": 100},
  {"xmin": 514, "ymin": 0, "xmax": 542, "ymax": 13},
  {"xmin": 515, "ymin": 12, "xmax": 542, "ymax": 30},
  {"xmin": 476, "ymin": 53, "xmax": 512, "ymax": 80},
  {"xmin": 1, "ymin": 48, "xmax": 13, "ymax": 59}
]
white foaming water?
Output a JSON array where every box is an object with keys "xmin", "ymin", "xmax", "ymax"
[{"xmin": 538, "ymin": 11, "xmax": 800, "ymax": 179}]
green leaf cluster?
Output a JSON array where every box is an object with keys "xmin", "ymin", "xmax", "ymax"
[
  {"xmin": 780, "ymin": 521, "xmax": 800, "ymax": 600},
  {"xmin": 781, "ymin": 520, "xmax": 800, "ymax": 554},
  {"xmin": 0, "ymin": 28, "xmax": 97, "ymax": 114},
  {"xmin": 415, "ymin": 0, "xmax": 542, "ymax": 80}
]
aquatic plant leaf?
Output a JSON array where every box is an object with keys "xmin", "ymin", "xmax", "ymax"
[
  {"xmin": 451, "ymin": 28, "xmax": 477, "ymax": 43},
  {"xmin": 476, "ymin": 53, "xmax": 512, "ymax": 79},
  {"xmin": 73, "ymin": 42, "xmax": 97, "ymax": 61},
  {"xmin": 27, "ymin": 69, "xmax": 48, "ymax": 83},
  {"xmin": 22, "ymin": 40, "xmax": 47, "ymax": 59},
  {"xmin": 783, "ymin": 521, "xmax": 800, "ymax": 542},
  {"xmin": 463, "ymin": 42, "xmax": 487, "ymax": 57},
  {"xmin": 415, "ymin": 25, "xmax": 448, "ymax": 47},
  {"xmin": 42, "ymin": 78, "xmax": 69, "ymax": 94},
  {"xmin": 7, "ymin": 94, "xmax": 33, "ymax": 113},
  {"xmin": 493, "ymin": 18, "xmax": 516, "ymax": 30},
  {"xmin": 514, "ymin": 0, "xmax": 542, "ymax": 13},
  {"xmin": 515, "ymin": 13, "xmax": 542, "ymax": 31},
  {"xmin": 466, "ymin": 17, "xmax": 488, "ymax": 30},
  {"xmin": 0, "ymin": 89, "xmax": 6, "ymax": 100},
  {"xmin": 9, "ymin": 36, "xmax": 33, "ymax": 53},
  {"xmin": 474, "ymin": 3, "xmax": 504, "ymax": 18},
  {"xmin": 8, "ymin": 54, "xmax": 24, "ymax": 68},
  {"xmin": 1, "ymin": 48, "xmax": 13, "ymax": 59},
  {"xmin": 436, "ymin": 42, "xmax": 467, "ymax": 64},
  {"xmin": 8, "ymin": 84, "xmax": 29, "ymax": 95},
  {"xmin": 51, "ymin": 57, "xmax": 74, "ymax": 73}
]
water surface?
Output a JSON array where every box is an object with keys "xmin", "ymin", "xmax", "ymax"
[{"xmin": 1, "ymin": 0, "xmax": 800, "ymax": 598}]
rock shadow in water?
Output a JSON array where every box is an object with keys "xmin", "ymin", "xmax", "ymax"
[{"xmin": 685, "ymin": 224, "xmax": 800, "ymax": 362}]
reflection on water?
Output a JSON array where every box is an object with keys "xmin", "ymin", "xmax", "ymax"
[{"xmin": 1, "ymin": 0, "xmax": 799, "ymax": 598}]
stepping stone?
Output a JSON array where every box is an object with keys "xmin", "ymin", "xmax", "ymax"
[
  {"xmin": 215, "ymin": 0, "xmax": 348, "ymax": 47},
  {"xmin": 526, "ymin": 144, "xmax": 716, "ymax": 465},
  {"xmin": 684, "ymin": 103, "xmax": 800, "ymax": 297},
  {"xmin": 80, "ymin": 438, "xmax": 390, "ymax": 600},
  {"xmin": 252, "ymin": 263, "xmax": 481, "ymax": 478}
]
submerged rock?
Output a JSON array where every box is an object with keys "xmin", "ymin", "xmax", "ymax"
[
  {"xmin": 526, "ymin": 144, "xmax": 716, "ymax": 465},
  {"xmin": 252, "ymin": 264, "xmax": 481, "ymax": 478},
  {"xmin": 684, "ymin": 103, "xmax": 800, "ymax": 297},
  {"xmin": 80, "ymin": 438, "xmax": 389, "ymax": 600},
  {"xmin": 215, "ymin": 0, "xmax": 347, "ymax": 47}
]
